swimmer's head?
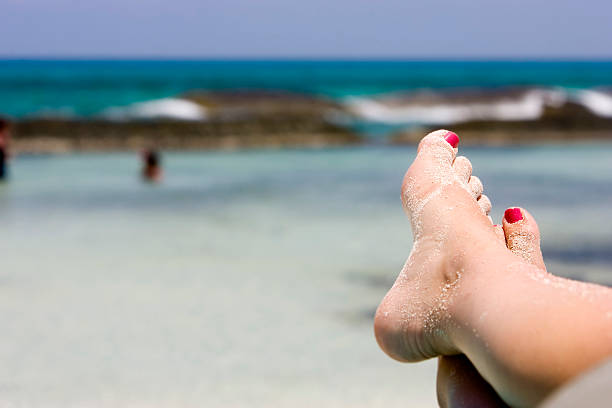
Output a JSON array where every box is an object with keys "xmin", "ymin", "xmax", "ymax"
[{"xmin": 142, "ymin": 149, "xmax": 160, "ymax": 167}]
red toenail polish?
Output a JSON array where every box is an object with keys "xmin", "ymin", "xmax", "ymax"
[
  {"xmin": 504, "ymin": 208, "xmax": 523, "ymax": 223},
  {"xmin": 444, "ymin": 131, "xmax": 459, "ymax": 148}
]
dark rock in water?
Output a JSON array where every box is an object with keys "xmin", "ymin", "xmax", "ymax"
[
  {"xmin": 183, "ymin": 90, "xmax": 343, "ymax": 119},
  {"xmin": 391, "ymin": 102, "xmax": 612, "ymax": 145},
  {"xmin": 12, "ymin": 91, "xmax": 361, "ymax": 153},
  {"xmin": 13, "ymin": 118, "xmax": 361, "ymax": 153},
  {"xmin": 453, "ymin": 102, "xmax": 612, "ymax": 132},
  {"xmin": 10, "ymin": 88, "xmax": 612, "ymax": 152}
]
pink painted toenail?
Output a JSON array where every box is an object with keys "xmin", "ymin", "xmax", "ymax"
[
  {"xmin": 444, "ymin": 131, "xmax": 459, "ymax": 148},
  {"xmin": 504, "ymin": 208, "xmax": 523, "ymax": 223}
]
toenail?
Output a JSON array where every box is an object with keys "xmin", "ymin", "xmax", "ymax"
[
  {"xmin": 444, "ymin": 131, "xmax": 459, "ymax": 148},
  {"xmin": 504, "ymin": 208, "xmax": 523, "ymax": 223}
]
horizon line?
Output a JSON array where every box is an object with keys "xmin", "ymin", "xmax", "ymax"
[{"xmin": 1, "ymin": 55, "xmax": 612, "ymax": 62}]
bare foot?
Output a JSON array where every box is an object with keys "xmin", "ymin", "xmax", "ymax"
[
  {"xmin": 374, "ymin": 129, "xmax": 499, "ymax": 362},
  {"xmin": 437, "ymin": 207, "xmax": 545, "ymax": 408},
  {"xmin": 374, "ymin": 130, "xmax": 612, "ymax": 407}
]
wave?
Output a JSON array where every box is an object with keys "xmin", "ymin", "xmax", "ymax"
[
  {"xmin": 575, "ymin": 89, "xmax": 612, "ymax": 118},
  {"xmin": 343, "ymin": 88, "xmax": 570, "ymax": 126},
  {"xmin": 18, "ymin": 87, "xmax": 612, "ymax": 126},
  {"xmin": 101, "ymin": 98, "xmax": 207, "ymax": 121},
  {"xmin": 343, "ymin": 87, "xmax": 612, "ymax": 126}
]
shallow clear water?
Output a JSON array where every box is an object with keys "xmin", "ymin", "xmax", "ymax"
[{"xmin": 0, "ymin": 145, "xmax": 611, "ymax": 406}]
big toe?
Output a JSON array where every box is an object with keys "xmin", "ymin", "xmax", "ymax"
[
  {"xmin": 502, "ymin": 207, "xmax": 546, "ymax": 271},
  {"xmin": 416, "ymin": 129, "xmax": 459, "ymax": 167},
  {"xmin": 402, "ymin": 130, "xmax": 460, "ymax": 210}
]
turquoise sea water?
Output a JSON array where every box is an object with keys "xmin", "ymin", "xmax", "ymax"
[
  {"xmin": 0, "ymin": 145, "xmax": 610, "ymax": 406},
  {"xmin": 2, "ymin": 60, "xmax": 612, "ymax": 118}
]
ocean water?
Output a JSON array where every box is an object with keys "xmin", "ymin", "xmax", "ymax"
[
  {"xmin": 0, "ymin": 145, "xmax": 611, "ymax": 406},
  {"xmin": 1, "ymin": 60, "xmax": 612, "ymax": 120}
]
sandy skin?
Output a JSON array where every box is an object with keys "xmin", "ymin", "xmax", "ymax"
[
  {"xmin": 373, "ymin": 130, "xmax": 612, "ymax": 407},
  {"xmin": 437, "ymin": 207, "xmax": 549, "ymax": 408}
]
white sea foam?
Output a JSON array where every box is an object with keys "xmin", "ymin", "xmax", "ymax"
[
  {"xmin": 344, "ymin": 89, "xmax": 567, "ymax": 125},
  {"xmin": 102, "ymin": 98, "xmax": 207, "ymax": 121},
  {"xmin": 576, "ymin": 89, "xmax": 612, "ymax": 118}
]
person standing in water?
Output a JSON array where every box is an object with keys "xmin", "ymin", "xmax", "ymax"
[
  {"xmin": 0, "ymin": 118, "xmax": 11, "ymax": 181},
  {"xmin": 141, "ymin": 149, "xmax": 162, "ymax": 182}
]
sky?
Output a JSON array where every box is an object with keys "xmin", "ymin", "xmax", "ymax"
[{"xmin": 2, "ymin": 0, "xmax": 612, "ymax": 58}]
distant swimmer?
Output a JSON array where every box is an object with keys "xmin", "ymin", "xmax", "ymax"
[
  {"xmin": 141, "ymin": 149, "xmax": 162, "ymax": 182},
  {"xmin": 0, "ymin": 118, "xmax": 11, "ymax": 181}
]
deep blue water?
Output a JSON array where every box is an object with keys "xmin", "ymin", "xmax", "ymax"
[{"xmin": 1, "ymin": 60, "xmax": 612, "ymax": 118}]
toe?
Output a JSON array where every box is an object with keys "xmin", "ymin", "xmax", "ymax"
[
  {"xmin": 416, "ymin": 129, "xmax": 459, "ymax": 167},
  {"xmin": 452, "ymin": 156, "xmax": 472, "ymax": 183},
  {"xmin": 468, "ymin": 176, "xmax": 484, "ymax": 199},
  {"xmin": 477, "ymin": 194, "xmax": 491, "ymax": 215},
  {"xmin": 402, "ymin": 130, "xmax": 461, "ymax": 218},
  {"xmin": 502, "ymin": 207, "xmax": 546, "ymax": 270}
]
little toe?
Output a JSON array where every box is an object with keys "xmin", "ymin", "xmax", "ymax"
[
  {"xmin": 468, "ymin": 176, "xmax": 484, "ymax": 200},
  {"xmin": 452, "ymin": 156, "xmax": 472, "ymax": 183},
  {"xmin": 502, "ymin": 207, "xmax": 546, "ymax": 270}
]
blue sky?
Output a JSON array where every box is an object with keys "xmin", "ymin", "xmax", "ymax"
[{"xmin": 2, "ymin": 0, "xmax": 611, "ymax": 58}]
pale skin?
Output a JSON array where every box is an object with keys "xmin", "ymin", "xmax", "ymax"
[
  {"xmin": 373, "ymin": 130, "xmax": 612, "ymax": 407},
  {"xmin": 436, "ymin": 207, "xmax": 561, "ymax": 408}
]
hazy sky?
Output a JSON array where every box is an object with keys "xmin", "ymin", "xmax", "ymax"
[{"xmin": 2, "ymin": 0, "xmax": 612, "ymax": 58}]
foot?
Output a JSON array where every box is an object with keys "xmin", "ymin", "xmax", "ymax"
[
  {"xmin": 375, "ymin": 139, "xmax": 612, "ymax": 406},
  {"xmin": 437, "ymin": 208, "xmax": 546, "ymax": 408},
  {"xmin": 374, "ymin": 129, "xmax": 502, "ymax": 362}
]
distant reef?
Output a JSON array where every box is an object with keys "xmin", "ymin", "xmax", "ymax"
[
  {"xmin": 392, "ymin": 102, "xmax": 612, "ymax": 145},
  {"xmin": 12, "ymin": 91, "xmax": 361, "ymax": 153},
  {"xmin": 9, "ymin": 89, "xmax": 612, "ymax": 153}
]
